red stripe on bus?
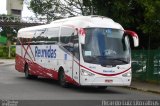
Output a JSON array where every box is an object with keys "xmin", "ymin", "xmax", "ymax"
[
  {"xmin": 74, "ymin": 60, "xmax": 131, "ymax": 76},
  {"xmin": 18, "ymin": 38, "xmax": 33, "ymax": 61},
  {"xmin": 15, "ymin": 54, "xmax": 79, "ymax": 85}
]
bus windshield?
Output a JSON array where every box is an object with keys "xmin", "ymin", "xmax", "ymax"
[{"xmin": 81, "ymin": 28, "xmax": 131, "ymax": 66}]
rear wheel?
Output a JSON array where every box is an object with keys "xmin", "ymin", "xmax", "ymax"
[
  {"xmin": 58, "ymin": 70, "xmax": 68, "ymax": 88},
  {"xmin": 24, "ymin": 64, "xmax": 31, "ymax": 79},
  {"xmin": 24, "ymin": 64, "xmax": 37, "ymax": 79}
]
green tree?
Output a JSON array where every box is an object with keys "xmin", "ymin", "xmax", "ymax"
[
  {"xmin": 28, "ymin": 0, "xmax": 92, "ymax": 22},
  {"xmin": 0, "ymin": 26, "xmax": 18, "ymax": 45},
  {"xmin": 84, "ymin": 0, "xmax": 160, "ymax": 49},
  {"xmin": 27, "ymin": 0, "xmax": 160, "ymax": 49},
  {"xmin": 137, "ymin": 0, "xmax": 160, "ymax": 49},
  {"xmin": 0, "ymin": 14, "xmax": 19, "ymax": 45}
]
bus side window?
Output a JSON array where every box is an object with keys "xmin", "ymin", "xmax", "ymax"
[
  {"xmin": 16, "ymin": 37, "xmax": 21, "ymax": 45},
  {"xmin": 60, "ymin": 27, "xmax": 75, "ymax": 52},
  {"xmin": 32, "ymin": 29, "xmax": 46, "ymax": 44},
  {"xmin": 73, "ymin": 34, "xmax": 79, "ymax": 60},
  {"xmin": 44, "ymin": 27, "xmax": 59, "ymax": 44},
  {"xmin": 26, "ymin": 30, "xmax": 37, "ymax": 45},
  {"xmin": 21, "ymin": 37, "xmax": 27, "ymax": 45}
]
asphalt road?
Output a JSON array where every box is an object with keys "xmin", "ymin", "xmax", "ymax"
[{"xmin": 0, "ymin": 64, "xmax": 160, "ymax": 106}]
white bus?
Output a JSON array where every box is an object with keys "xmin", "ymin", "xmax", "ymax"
[{"xmin": 15, "ymin": 15, "xmax": 139, "ymax": 88}]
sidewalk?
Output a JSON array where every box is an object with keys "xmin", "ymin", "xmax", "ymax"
[
  {"xmin": 0, "ymin": 59, "xmax": 160, "ymax": 94},
  {"xmin": 0, "ymin": 59, "xmax": 15, "ymax": 65},
  {"xmin": 127, "ymin": 81, "xmax": 160, "ymax": 94}
]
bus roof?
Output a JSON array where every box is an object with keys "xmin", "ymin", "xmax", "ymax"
[{"xmin": 18, "ymin": 15, "xmax": 123, "ymax": 33}]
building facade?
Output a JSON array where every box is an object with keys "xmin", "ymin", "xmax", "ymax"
[{"xmin": 6, "ymin": 0, "xmax": 23, "ymax": 16}]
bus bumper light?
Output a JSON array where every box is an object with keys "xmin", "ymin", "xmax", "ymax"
[
  {"xmin": 81, "ymin": 69, "xmax": 95, "ymax": 76},
  {"xmin": 122, "ymin": 72, "xmax": 131, "ymax": 77}
]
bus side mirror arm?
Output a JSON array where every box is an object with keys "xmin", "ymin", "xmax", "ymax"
[
  {"xmin": 75, "ymin": 28, "xmax": 85, "ymax": 44},
  {"xmin": 125, "ymin": 30, "xmax": 139, "ymax": 47}
]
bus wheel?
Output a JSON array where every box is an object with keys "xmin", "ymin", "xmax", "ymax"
[
  {"xmin": 24, "ymin": 64, "xmax": 32, "ymax": 79},
  {"xmin": 96, "ymin": 86, "xmax": 107, "ymax": 89},
  {"xmin": 59, "ymin": 70, "xmax": 68, "ymax": 88},
  {"xmin": 24, "ymin": 64, "xmax": 37, "ymax": 79}
]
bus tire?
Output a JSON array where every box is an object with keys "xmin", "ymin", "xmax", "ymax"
[
  {"xmin": 58, "ymin": 70, "xmax": 68, "ymax": 88},
  {"xmin": 24, "ymin": 64, "xmax": 32, "ymax": 79},
  {"xmin": 24, "ymin": 64, "xmax": 37, "ymax": 79},
  {"xmin": 97, "ymin": 86, "xmax": 107, "ymax": 89}
]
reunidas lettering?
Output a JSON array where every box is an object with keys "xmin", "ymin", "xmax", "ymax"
[{"xmin": 35, "ymin": 46, "xmax": 56, "ymax": 58}]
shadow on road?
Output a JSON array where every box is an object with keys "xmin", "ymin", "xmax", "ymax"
[{"xmin": 16, "ymin": 76, "xmax": 124, "ymax": 94}]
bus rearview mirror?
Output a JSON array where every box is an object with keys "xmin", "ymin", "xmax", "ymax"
[
  {"xmin": 77, "ymin": 28, "xmax": 86, "ymax": 44},
  {"xmin": 79, "ymin": 35, "xmax": 85, "ymax": 44},
  {"xmin": 125, "ymin": 30, "xmax": 139, "ymax": 47}
]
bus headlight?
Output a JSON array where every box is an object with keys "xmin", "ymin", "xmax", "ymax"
[
  {"xmin": 81, "ymin": 69, "xmax": 95, "ymax": 76},
  {"xmin": 122, "ymin": 72, "xmax": 132, "ymax": 77}
]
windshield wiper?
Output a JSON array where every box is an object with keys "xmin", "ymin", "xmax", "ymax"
[
  {"xmin": 84, "ymin": 56, "xmax": 99, "ymax": 62},
  {"xmin": 95, "ymin": 56, "xmax": 129, "ymax": 63},
  {"xmin": 111, "ymin": 58, "xmax": 129, "ymax": 64}
]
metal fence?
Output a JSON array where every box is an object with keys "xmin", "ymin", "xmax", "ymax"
[
  {"xmin": 0, "ymin": 15, "xmax": 48, "ymax": 23},
  {"xmin": 132, "ymin": 50, "xmax": 160, "ymax": 84}
]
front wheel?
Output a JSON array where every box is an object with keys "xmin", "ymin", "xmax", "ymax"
[
  {"xmin": 96, "ymin": 86, "xmax": 107, "ymax": 89},
  {"xmin": 59, "ymin": 70, "xmax": 68, "ymax": 88}
]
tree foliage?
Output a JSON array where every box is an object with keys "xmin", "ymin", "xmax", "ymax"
[
  {"xmin": 29, "ymin": 0, "xmax": 90, "ymax": 19},
  {"xmin": 28, "ymin": 0, "xmax": 160, "ymax": 49},
  {"xmin": 0, "ymin": 15, "xmax": 18, "ymax": 45}
]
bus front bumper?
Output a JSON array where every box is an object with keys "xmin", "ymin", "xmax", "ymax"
[{"xmin": 80, "ymin": 77, "xmax": 131, "ymax": 86}]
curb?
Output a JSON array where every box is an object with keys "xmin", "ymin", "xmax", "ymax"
[
  {"xmin": 0, "ymin": 63, "xmax": 15, "ymax": 66},
  {"xmin": 0, "ymin": 62, "xmax": 4, "ymax": 64},
  {"xmin": 123, "ymin": 86, "xmax": 160, "ymax": 94}
]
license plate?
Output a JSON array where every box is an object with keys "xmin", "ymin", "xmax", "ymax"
[{"xmin": 105, "ymin": 79, "xmax": 113, "ymax": 83}]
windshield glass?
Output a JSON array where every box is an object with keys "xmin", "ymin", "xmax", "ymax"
[{"xmin": 81, "ymin": 28, "xmax": 131, "ymax": 66}]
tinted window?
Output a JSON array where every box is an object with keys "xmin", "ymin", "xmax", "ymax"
[
  {"xmin": 60, "ymin": 27, "xmax": 74, "ymax": 44},
  {"xmin": 32, "ymin": 27, "xmax": 59, "ymax": 44}
]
